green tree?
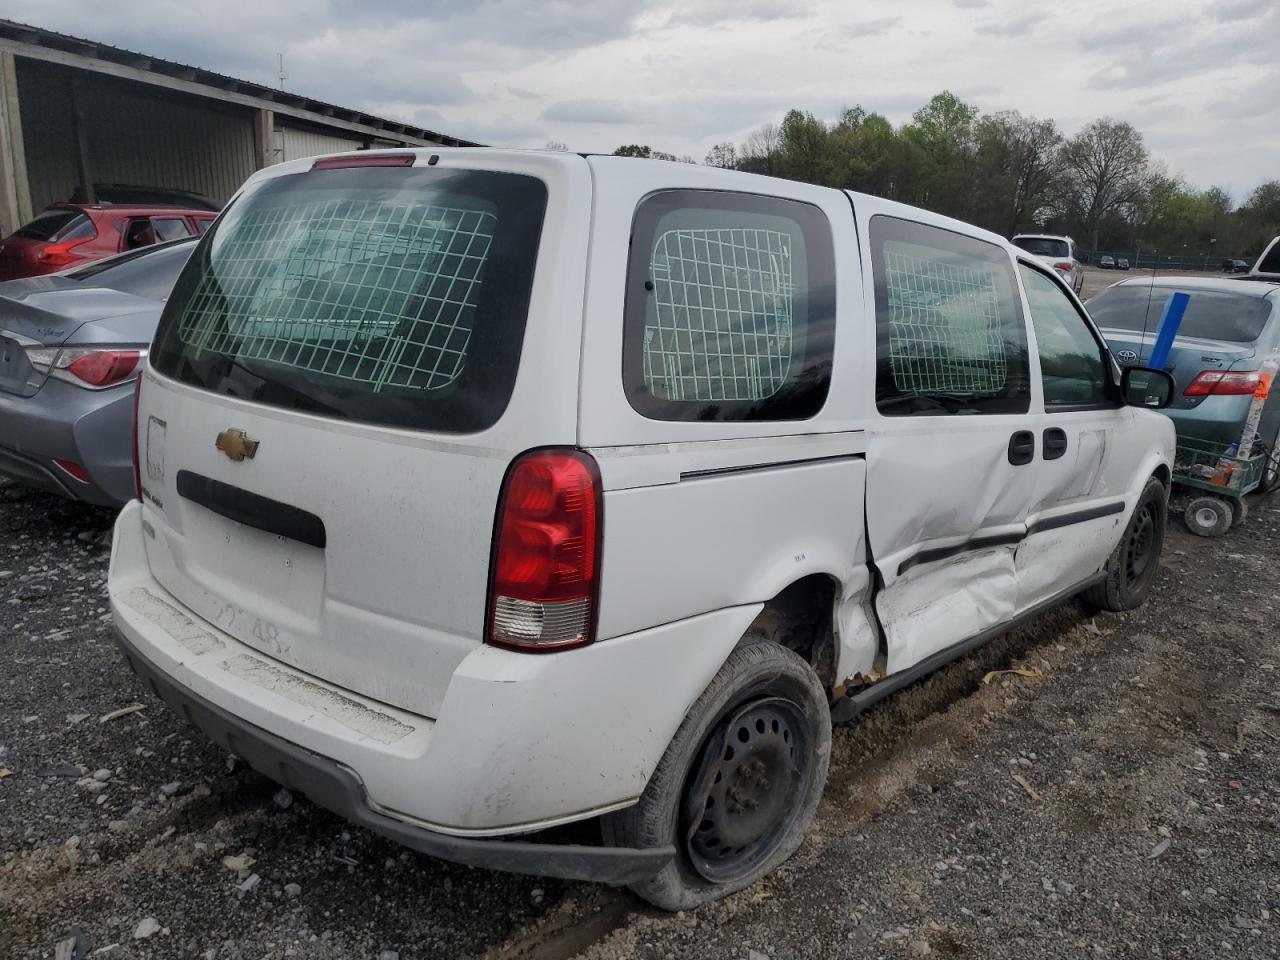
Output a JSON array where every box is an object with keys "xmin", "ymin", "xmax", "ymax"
[{"xmin": 1059, "ymin": 118, "xmax": 1149, "ymax": 250}]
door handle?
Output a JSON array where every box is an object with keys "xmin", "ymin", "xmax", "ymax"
[
  {"xmin": 1043, "ymin": 427, "xmax": 1069, "ymax": 461},
  {"xmin": 1008, "ymin": 430, "xmax": 1035, "ymax": 466}
]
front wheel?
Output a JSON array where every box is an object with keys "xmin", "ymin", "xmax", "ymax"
[
  {"xmin": 603, "ymin": 638, "xmax": 830, "ymax": 911},
  {"xmin": 1084, "ymin": 476, "xmax": 1167, "ymax": 611}
]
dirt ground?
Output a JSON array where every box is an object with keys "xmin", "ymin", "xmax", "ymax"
[{"xmin": 2, "ymin": 478, "xmax": 1279, "ymax": 959}]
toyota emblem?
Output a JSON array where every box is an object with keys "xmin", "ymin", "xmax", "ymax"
[{"xmin": 1116, "ymin": 349, "xmax": 1138, "ymax": 363}]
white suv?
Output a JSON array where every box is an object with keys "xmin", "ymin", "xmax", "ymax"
[
  {"xmin": 1012, "ymin": 233, "xmax": 1084, "ymax": 295},
  {"xmin": 109, "ymin": 149, "xmax": 1176, "ymax": 909}
]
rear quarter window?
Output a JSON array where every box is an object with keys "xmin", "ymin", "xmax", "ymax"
[
  {"xmin": 622, "ymin": 189, "xmax": 836, "ymax": 421},
  {"xmin": 151, "ymin": 165, "xmax": 548, "ymax": 433}
]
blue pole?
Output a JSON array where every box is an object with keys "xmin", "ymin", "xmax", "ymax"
[{"xmin": 1146, "ymin": 291, "xmax": 1190, "ymax": 369}]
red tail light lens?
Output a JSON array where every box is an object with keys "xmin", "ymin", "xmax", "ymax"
[
  {"xmin": 131, "ymin": 375, "xmax": 142, "ymax": 500},
  {"xmin": 1053, "ymin": 261, "xmax": 1073, "ymax": 272},
  {"xmin": 36, "ymin": 236, "xmax": 94, "ymax": 267},
  {"xmin": 65, "ymin": 349, "xmax": 140, "ymax": 387},
  {"xmin": 1184, "ymin": 370, "xmax": 1267, "ymax": 397},
  {"xmin": 486, "ymin": 448, "xmax": 602, "ymax": 652}
]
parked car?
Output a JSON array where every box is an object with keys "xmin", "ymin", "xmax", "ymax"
[
  {"xmin": 109, "ymin": 150, "xmax": 1175, "ymax": 910},
  {"xmin": 1117, "ymin": 257, "xmax": 1131, "ymax": 270},
  {"xmin": 1099, "ymin": 255, "xmax": 1116, "ymax": 269},
  {"xmin": 1011, "ymin": 233, "xmax": 1084, "ymax": 294},
  {"xmin": 1090, "ymin": 276, "xmax": 1280, "ymax": 482},
  {"xmin": 0, "ymin": 203, "xmax": 216, "ymax": 281},
  {"xmin": 0, "ymin": 237, "xmax": 197, "ymax": 506},
  {"xmin": 1223, "ymin": 258, "xmax": 1251, "ymax": 273}
]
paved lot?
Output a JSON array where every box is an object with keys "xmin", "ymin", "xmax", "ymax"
[{"xmin": 2, "ymin": 479, "xmax": 1279, "ymax": 959}]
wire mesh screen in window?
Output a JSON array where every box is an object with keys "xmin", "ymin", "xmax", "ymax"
[
  {"xmin": 643, "ymin": 226, "xmax": 796, "ymax": 402},
  {"xmin": 175, "ymin": 197, "xmax": 496, "ymax": 393},
  {"xmin": 883, "ymin": 240, "xmax": 1008, "ymax": 396}
]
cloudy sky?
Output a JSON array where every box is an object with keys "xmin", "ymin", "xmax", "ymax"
[{"xmin": 11, "ymin": 0, "xmax": 1278, "ymax": 199}]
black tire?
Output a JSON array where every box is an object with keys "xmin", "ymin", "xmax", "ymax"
[
  {"xmin": 1256, "ymin": 434, "xmax": 1280, "ymax": 495},
  {"xmin": 603, "ymin": 637, "xmax": 830, "ymax": 911},
  {"xmin": 1184, "ymin": 496, "xmax": 1231, "ymax": 538},
  {"xmin": 1084, "ymin": 477, "xmax": 1167, "ymax": 611},
  {"xmin": 1230, "ymin": 497, "xmax": 1249, "ymax": 528}
]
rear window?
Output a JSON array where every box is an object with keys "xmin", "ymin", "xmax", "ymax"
[
  {"xmin": 151, "ymin": 165, "xmax": 548, "ymax": 433},
  {"xmin": 1012, "ymin": 237, "xmax": 1069, "ymax": 259},
  {"xmin": 12, "ymin": 210, "xmax": 91, "ymax": 242},
  {"xmin": 1088, "ymin": 285, "xmax": 1273, "ymax": 343}
]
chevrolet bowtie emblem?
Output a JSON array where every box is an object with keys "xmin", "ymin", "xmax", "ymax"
[{"xmin": 215, "ymin": 428, "xmax": 259, "ymax": 462}]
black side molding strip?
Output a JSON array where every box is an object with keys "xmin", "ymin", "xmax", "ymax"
[
  {"xmin": 1027, "ymin": 499, "xmax": 1125, "ymax": 534},
  {"xmin": 897, "ymin": 530, "xmax": 1023, "ymax": 577},
  {"xmin": 895, "ymin": 499, "xmax": 1127, "ymax": 577},
  {"xmin": 680, "ymin": 452, "xmax": 863, "ymax": 482},
  {"xmin": 176, "ymin": 470, "xmax": 327, "ymax": 549},
  {"xmin": 831, "ymin": 572, "xmax": 1106, "ymax": 725}
]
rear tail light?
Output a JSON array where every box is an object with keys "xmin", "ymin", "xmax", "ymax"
[
  {"xmin": 1184, "ymin": 370, "xmax": 1268, "ymax": 397},
  {"xmin": 25, "ymin": 346, "xmax": 143, "ymax": 388},
  {"xmin": 486, "ymin": 448, "xmax": 603, "ymax": 652},
  {"xmin": 131, "ymin": 375, "xmax": 142, "ymax": 501},
  {"xmin": 1053, "ymin": 261, "xmax": 1073, "ymax": 272},
  {"xmin": 35, "ymin": 235, "xmax": 95, "ymax": 267}
]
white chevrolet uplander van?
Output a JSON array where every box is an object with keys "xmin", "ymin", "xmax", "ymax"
[{"xmin": 109, "ymin": 149, "xmax": 1176, "ymax": 909}]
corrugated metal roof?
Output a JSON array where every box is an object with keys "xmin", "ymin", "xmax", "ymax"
[{"xmin": 0, "ymin": 18, "xmax": 479, "ymax": 148}]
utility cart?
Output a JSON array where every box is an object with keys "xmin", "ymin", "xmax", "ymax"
[{"xmin": 1173, "ymin": 438, "xmax": 1267, "ymax": 536}]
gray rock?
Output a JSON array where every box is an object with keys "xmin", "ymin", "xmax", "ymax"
[
  {"xmin": 237, "ymin": 873, "xmax": 260, "ymax": 893},
  {"xmin": 133, "ymin": 918, "xmax": 162, "ymax": 940},
  {"xmin": 284, "ymin": 882, "xmax": 302, "ymax": 898},
  {"xmin": 92, "ymin": 769, "xmax": 112, "ymax": 782},
  {"xmin": 272, "ymin": 788, "xmax": 293, "ymax": 810},
  {"xmin": 222, "ymin": 853, "xmax": 255, "ymax": 873},
  {"xmin": 159, "ymin": 781, "xmax": 183, "ymax": 797},
  {"xmin": 379, "ymin": 952, "xmax": 400, "ymax": 960},
  {"xmin": 107, "ymin": 820, "xmax": 128, "ymax": 833}
]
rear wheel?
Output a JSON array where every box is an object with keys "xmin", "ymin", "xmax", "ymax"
[
  {"xmin": 1257, "ymin": 432, "xmax": 1280, "ymax": 494},
  {"xmin": 1185, "ymin": 496, "xmax": 1231, "ymax": 537},
  {"xmin": 1084, "ymin": 477, "xmax": 1167, "ymax": 611},
  {"xmin": 603, "ymin": 638, "xmax": 830, "ymax": 911}
]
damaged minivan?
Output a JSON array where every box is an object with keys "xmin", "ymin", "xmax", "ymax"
[{"xmin": 108, "ymin": 149, "xmax": 1176, "ymax": 909}]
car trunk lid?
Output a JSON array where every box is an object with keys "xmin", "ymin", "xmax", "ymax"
[
  {"xmin": 0, "ymin": 280, "xmax": 159, "ymax": 396},
  {"xmin": 1101, "ymin": 327, "xmax": 1256, "ymax": 401}
]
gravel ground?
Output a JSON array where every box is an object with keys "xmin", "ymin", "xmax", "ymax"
[{"xmin": 2, "ymin": 478, "xmax": 1279, "ymax": 959}]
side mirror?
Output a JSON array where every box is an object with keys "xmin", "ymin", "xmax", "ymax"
[{"xmin": 1121, "ymin": 366, "xmax": 1175, "ymax": 409}]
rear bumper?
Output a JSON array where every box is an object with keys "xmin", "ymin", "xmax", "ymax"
[
  {"xmin": 0, "ymin": 376, "xmax": 134, "ymax": 506},
  {"xmin": 114, "ymin": 625, "xmax": 673, "ymax": 883}
]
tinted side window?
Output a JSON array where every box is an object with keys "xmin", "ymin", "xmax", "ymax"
[
  {"xmin": 871, "ymin": 216, "xmax": 1029, "ymax": 416},
  {"xmin": 1019, "ymin": 263, "xmax": 1111, "ymax": 408},
  {"xmin": 623, "ymin": 190, "xmax": 836, "ymax": 422},
  {"xmin": 152, "ymin": 217, "xmax": 193, "ymax": 241}
]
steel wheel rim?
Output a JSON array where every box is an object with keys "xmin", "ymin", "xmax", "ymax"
[
  {"xmin": 1124, "ymin": 502, "xmax": 1157, "ymax": 585},
  {"xmin": 1193, "ymin": 505, "xmax": 1220, "ymax": 531},
  {"xmin": 683, "ymin": 697, "xmax": 808, "ymax": 884}
]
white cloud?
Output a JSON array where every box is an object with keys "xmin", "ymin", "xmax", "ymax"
[{"xmin": 11, "ymin": 0, "xmax": 1277, "ymax": 195}]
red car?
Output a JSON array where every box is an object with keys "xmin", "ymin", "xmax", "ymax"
[{"xmin": 0, "ymin": 203, "xmax": 217, "ymax": 281}]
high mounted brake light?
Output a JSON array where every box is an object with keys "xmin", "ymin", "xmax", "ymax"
[
  {"xmin": 486, "ymin": 448, "xmax": 603, "ymax": 652},
  {"xmin": 311, "ymin": 153, "xmax": 416, "ymax": 170},
  {"xmin": 1184, "ymin": 370, "xmax": 1268, "ymax": 397}
]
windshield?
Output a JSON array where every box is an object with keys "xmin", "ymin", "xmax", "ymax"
[
  {"xmin": 1088, "ymin": 285, "xmax": 1273, "ymax": 343},
  {"xmin": 12, "ymin": 210, "xmax": 91, "ymax": 242},
  {"xmin": 151, "ymin": 164, "xmax": 548, "ymax": 433},
  {"xmin": 1013, "ymin": 237, "xmax": 1069, "ymax": 259},
  {"xmin": 66, "ymin": 240, "xmax": 196, "ymax": 300}
]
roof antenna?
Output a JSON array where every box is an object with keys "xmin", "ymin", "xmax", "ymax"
[{"xmin": 277, "ymin": 53, "xmax": 287, "ymax": 90}]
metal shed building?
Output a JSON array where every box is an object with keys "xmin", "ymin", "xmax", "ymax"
[{"xmin": 0, "ymin": 20, "xmax": 474, "ymax": 236}]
